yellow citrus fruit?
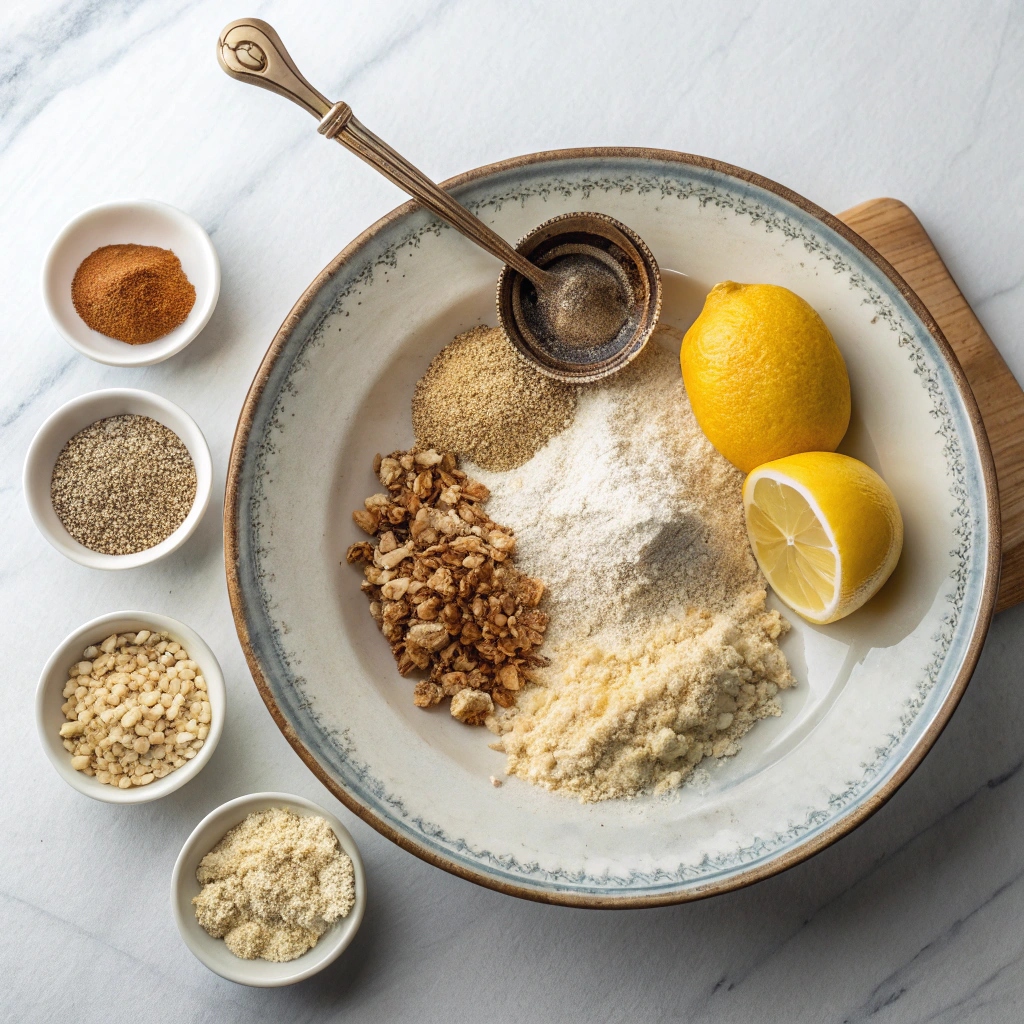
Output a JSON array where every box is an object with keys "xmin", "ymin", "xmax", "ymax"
[
  {"xmin": 743, "ymin": 452, "xmax": 903, "ymax": 624},
  {"xmin": 681, "ymin": 282, "xmax": 851, "ymax": 472}
]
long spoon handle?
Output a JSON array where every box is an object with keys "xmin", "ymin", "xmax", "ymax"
[{"xmin": 217, "ymin": 18, "xmax": 549, "ymax": 289}]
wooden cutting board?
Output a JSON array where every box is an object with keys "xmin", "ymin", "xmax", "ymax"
[{"xmin": 837, "ymin": 198, "xmax": 1024, "ymax": 611}]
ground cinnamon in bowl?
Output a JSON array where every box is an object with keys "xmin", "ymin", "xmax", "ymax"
[{"xmin": 71, "ymin": 243, "xmax": 195, "ymax": 344}]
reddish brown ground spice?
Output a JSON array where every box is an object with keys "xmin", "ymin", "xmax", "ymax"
[{"xmin": 71, "ymin": 243, "xmax": 196, "ymax": 344}]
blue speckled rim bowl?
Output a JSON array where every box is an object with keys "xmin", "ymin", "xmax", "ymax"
[{"xmin": 224, "ymin": 149, "xmax": 999, "ymax": 908}]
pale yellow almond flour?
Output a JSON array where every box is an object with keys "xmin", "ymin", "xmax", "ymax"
[{"xmin": 193, "ymin": 808, "xmax": 355, "ymax": 962}]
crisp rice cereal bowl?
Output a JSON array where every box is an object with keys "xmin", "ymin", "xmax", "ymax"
[{"xmin": 36, "ymin": 611, "xmax": 226, "ymax": 804}]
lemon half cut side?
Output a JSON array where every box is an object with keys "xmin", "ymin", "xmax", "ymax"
[{"xmin": 742, "ymin": 453, "xmax": 904, "ymax": 625}]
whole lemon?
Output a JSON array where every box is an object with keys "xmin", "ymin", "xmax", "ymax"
[{"xmin": 681, "ymin": 282, "xmax": 851, "ymax": 472}]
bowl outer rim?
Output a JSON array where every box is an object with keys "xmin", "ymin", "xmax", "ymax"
[
  {"xmin": 23, "ymin": 387, "xmax": 213, "ymax": 569},
  {"xmin": 36, "ymin": 610, "xmax": 226, "ymax": 804},
  {"xmin": 169, "ymin": 791, "xmax": 366, "ymax": 986},
  {"xmin": 223, "ymin": 147, "xmax": 1001, "ymax": 909},
  {"xmin": 40, "ymin": 198, "xmax": 221, "ymax": 367}
]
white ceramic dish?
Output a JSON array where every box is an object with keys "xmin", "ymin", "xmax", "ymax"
[
  {"xmin": 42, "ymin": 199, "xmax": 220, "ymax": 366},
  {"xmin": 171, "ymin": 792, "xmax": 366, "ymax": 986},
  {"xmin": 36, "ymin": 611, "xmax": 226, "ymax": 804},
  {"xmin": 24, "ymin": 388, "xmax": 212, "ymax": 569},
  {"xmin": 225, "ymin": 149, "xmax": 998, "ymax": 906}
]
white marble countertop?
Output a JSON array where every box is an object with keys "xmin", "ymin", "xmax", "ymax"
[{"xmin": 3, "ymin": 1, "xmax": 1023, "ymax": 1020}]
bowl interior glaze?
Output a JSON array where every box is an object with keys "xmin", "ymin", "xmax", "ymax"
[{"xmin": 225, "ymin": 150, "xmax": 997, "ymax": 907}]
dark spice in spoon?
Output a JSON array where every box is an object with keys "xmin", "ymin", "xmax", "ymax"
[
  {"xmin": 531, "ymin": 253, "xmax": 631, "ymax": 350},
  {"xmin": 71, "ymin": 244, "xmax": 196, "ymax": 344}
]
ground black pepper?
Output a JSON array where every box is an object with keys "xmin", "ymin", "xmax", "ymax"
[{"xmin": 50, "ymin": 414, "xmax": 197, "ymax": 554}]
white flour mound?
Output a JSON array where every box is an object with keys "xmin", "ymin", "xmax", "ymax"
[{"xmin": 471, "ymin": 334, "xmax": 795, "ymax": 801}]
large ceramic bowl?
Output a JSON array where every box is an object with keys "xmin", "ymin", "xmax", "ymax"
[{"xmin": 225, "ymin": 149, "xmax": 999, "ymax": 907}]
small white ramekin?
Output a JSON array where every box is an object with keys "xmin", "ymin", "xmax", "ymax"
[
  {"xmin": 42, "ymin": 199, "xmax": 220, "ymax": 366},
  {"xmin": 24, "ymin": 388, "xmax": 212, "ymax": 569},
  {"xmin": 36, "ymin": 611, "xmax": 226, "ymax": 805},
  {"xmin": 171, "ymin": 793, "xmax": 367, "ymax": 986}
]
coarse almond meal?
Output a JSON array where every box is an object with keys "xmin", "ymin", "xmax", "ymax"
[
  {"xmin": 193, "ymin": 808, "xmax": 355, "ymax": 963},
  {"xmin": 59, "ymin": 630, "xmax": 210, "ymax": 788},
  {"xmin": 474, "ymin": 331, "xmax": 796, "ymax": 801},
  {"xmin": 346, "ymin": 448, "xmax": 549, "ymax": 721}
]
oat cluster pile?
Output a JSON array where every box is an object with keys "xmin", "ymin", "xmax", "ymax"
[
  {"xmin": 346, "ymin": 448, "xmax": 549, "ymax": 722},
  {"xmin": 478, "ymin": 336, "xmax": 796, "ymax": 800},
  {"xmin": 412, "ymin": 325, "xmax": 577, "ymax": 471},
  {"xmin": 71, "ymin": 243, "xmax": 195, "ymax": 344},
  {"xmin": 59, "ymin": 630, "xmax": 211, "ymax": 788},
  {"xmin": 50, "ymin": 414, "xmax": 196, "ymax": 555},
  {"xmin": 193, "ymin": 808, "xmax": 355, "ymax": 963}
]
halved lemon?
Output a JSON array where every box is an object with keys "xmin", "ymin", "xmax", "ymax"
[{"xmin": 743, "ymin": 452, "xmax": 903, "ymax": 624}]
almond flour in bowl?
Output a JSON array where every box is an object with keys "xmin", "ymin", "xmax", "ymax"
[
  {"xmin": 472, "ymin": 330, "xmax": 796, "ymax": 801},
  {"xmin": 192, "ymin": 807, "xmax": 356, "ymax": 963}
]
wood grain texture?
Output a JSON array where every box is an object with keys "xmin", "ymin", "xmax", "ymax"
[{"xmin": 838, "ymin": 198, "xmax": 1024, "ymax": 611}]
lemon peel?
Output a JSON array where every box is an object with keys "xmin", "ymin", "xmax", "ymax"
[{"xmin": 681, "ymin": 282, "xmax": 851, "ymax": 473}]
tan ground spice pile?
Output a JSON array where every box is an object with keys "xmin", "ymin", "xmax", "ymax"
[
  {"xmin": 72, "ymin": 243, "xmax": 195, "ymax": 344},
  {"xmin": 478, "ymin": 335, "xmax": 796, "ymax": 800},
  {"xmin": 412, "ymin": 325, "xmax": 577, "ymax": 471},
  {"xmin": 193, "ymin": 808, "xmax": 355, "ymax": 963}
]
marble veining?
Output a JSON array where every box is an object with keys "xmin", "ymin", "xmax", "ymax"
[{"xmin": 2, "ymin": 1, "xmax": 1022, "ymax": 1021}]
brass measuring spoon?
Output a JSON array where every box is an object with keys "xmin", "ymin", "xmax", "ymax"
[{"xmin": 218, "ymin": 19, "xmax": 661, "ymax": 382}]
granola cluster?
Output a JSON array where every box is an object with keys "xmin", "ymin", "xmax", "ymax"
[{"xmin": 346, "ymin": 449, "xmax": 549, "ymax": 724}]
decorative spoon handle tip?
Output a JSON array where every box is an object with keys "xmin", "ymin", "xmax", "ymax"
[{"xmin": 217, "ymin": 18, "xmax": 330, "ymax": 118}]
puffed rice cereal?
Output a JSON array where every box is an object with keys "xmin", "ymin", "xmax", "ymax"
[{"xmin": 59, "ymin": 630, "xmax": 211, "ymax": 789}]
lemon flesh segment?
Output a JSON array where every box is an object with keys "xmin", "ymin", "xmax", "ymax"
[
  {"xmin": 746, "ymin": 477, "xmax": 839, "ymax": 619},
  {"xmin": 744, "ymin": 452, "xmax": 904, "ymax": 625}
]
